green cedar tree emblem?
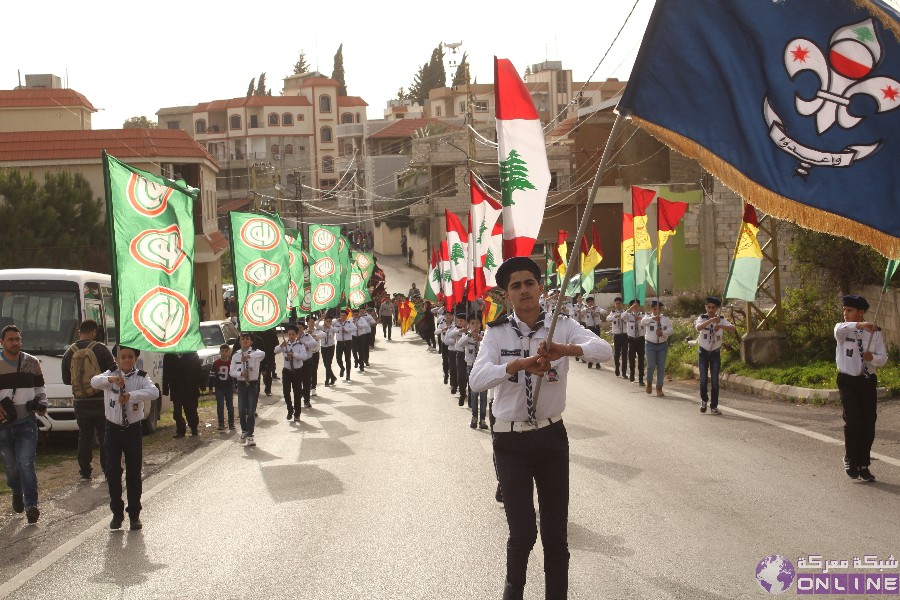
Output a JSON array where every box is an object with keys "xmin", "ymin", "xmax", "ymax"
[
  {"xmin": 443, "ymin": 270, "xmax": 451, "ymax": 282},
  {"xmin": 450, "ymin": 242, "xmax": 465, "ymax": 265},
  {"xmin": 484, "ymin": 248, "xmax": 498, "ymax": 271},
  {"xmin": 499, "ymin": 149, "xmax": 537, "ymax": 207},
  {"xmin": 477, "ymin": 218, "xmax": 488, "ymax": 245},
  {"xmin": 853, "ymin": 26, "xmax": 874, "ymax": 43},
  {"xmin": 431, "ymin": 269, "xmax": 441, "ymax": 283}
]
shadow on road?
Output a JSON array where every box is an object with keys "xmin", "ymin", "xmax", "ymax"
[
  {"xmin": 91, "ymin": 531, "xmax": 166, "ymax": 587},
  {"xmin": 570, "ymin": 453, "xmax": 643, "ymax": 483},
  {"xmin": 260, "ymin": 464, "xmax": 343, "ymax": 502},
  {"xmin": 568, "ymin": 521, "xmax": 634, "ymax": 557}
]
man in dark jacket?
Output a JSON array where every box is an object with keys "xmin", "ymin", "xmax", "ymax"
[
  {"xmin": 163, "ymin": 352, "xmax": 203, "ymax": 438},
  {"xmin": 61, "ymin": 319, "xmax": 115, "ymax": 480}
]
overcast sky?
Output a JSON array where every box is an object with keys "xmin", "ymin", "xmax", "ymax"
[{"xmin": 1, "ymin": 0, "xmax": 656, "ymax": 129}]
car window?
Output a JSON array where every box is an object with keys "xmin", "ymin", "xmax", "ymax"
[
  {"xmin": 200, "ymin": 324, "xmax": 226, "ymax": 347},
  {"xmin": 222, "ymin": 322, "xmax": 239, "ymax": 341}
]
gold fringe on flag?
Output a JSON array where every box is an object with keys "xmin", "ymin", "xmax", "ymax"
[
  {"xmin": 629, "ymin": 115, "xmax": 900, "ymax": 259},
  {"xmin": 854, "ymin": 0, "xmax": 900, "ymax": 43}
]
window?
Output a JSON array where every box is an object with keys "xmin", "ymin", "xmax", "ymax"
[
  {"xmin": 167, "ymin": 121, "xmax": 181, "ymax": 130},
  {"xmin": 435, "ymin": 105, "xmax": 442, "ymax": 117},
  {"xmin": 321, "ymin": 126, "xmax": 332, "ymax": 143},
  {"xmin": 195, "ymin": 119, "xmax": 206, "ymax": 133},
  {"xmin": 268, "ymin": 113, "xmax": 279, "ymax": 126},
  {"xmin": 271, "ymin": 144, "xmax": 280, "ymax": 157},
  {"xmin": 297, "ymin": 113, "xmax": 305, "ymax": 121},
  {"xmin": 285, "ymin": 144, "xmax": 293, "ymax": 155},
  {"xmin": 282, "ymin": 113, "xmax": 293, "ymax": 126},
  {"xmin": 249, "ymin": 115, "xmax": 258, "ymax": 128},
  {"xmin": 459, "ymin": 101, "xmax": 466, "ymax": 113},
  {"xmin": 323, "ymin": 156, "xmax": 334, "ymax": 173},
  {"xmin": 474, "ymin": 100, "xmax": 489, "ymax": 112},
  {"xmin": 549, "ymin": 172, "xmax": 558, "ymax": 192},
  {"xmin": 230, "ymin": 115, "xmax": 241, "ymax": 130},
  {"xmin": 355, "ymin": 112, "xmax": 361, "ymax": 123},
  {"xmin": 319, "ymin": 95, "xmax": 332, "ymax": 113},
  {"xmin": 341, "ymin": 113, "xmax": 354, "ymax": 124},
  {"xmin": 320, "ymin": 179, "xmax": 337, "ymax": 188}
]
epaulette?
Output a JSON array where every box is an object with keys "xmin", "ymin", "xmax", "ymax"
[
  {"xmin": 488, "ymin": 314, "xmax": 510, "ymax": 328},
  {"xmin": 138, "ymin": 370, "xmax": 148, "ymax": 377}
]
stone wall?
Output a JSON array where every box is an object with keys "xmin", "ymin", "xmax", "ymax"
[{"xmin": 860, "ymin": 283, "xmax": 900, "ymax": 350}]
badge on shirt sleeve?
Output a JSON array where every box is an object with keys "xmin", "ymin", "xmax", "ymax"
[
  {"xmin": 501, "ymin": 349, "xmax": 522, "ymax": 356},
  {"xmin": 547, "ymin": 367, "xmax": 559, "ymax": 383}
]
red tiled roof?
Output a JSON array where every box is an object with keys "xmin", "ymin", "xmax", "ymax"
[
  {"xmin": 300, "ymin": 77, "xmax": 339, "ymax": 87},
  {"xmin": 368, "ymin": 118, "xmax": 462, "ymax": 140},
  {"xmin": 337, "ymin": 96, "xmax": 368, "ymax": 108},
  {"xmin": 549, "ymin": 116, "xmax": 577, "ymax": 138},
  {"xmin": 205, "ymin": 231, "xmax": 229, "ymax": 254},
  {"xmin": 194, "ymin": 96, "xmax": 311, "ymax": 112},
  {"xmin": 218, "ymin": 196, "xmax": 254, "ymax": 214},
  {"xmin": 0, "ymin": 129, "xmax": 216, "ymax": 165},
  {"xmin": 0, "ymin": 88, "xmax": 97, "ymax": 111}
]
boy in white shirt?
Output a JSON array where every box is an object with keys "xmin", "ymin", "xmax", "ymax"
[{"xmin": 230, "ymin": 333, "xmax": 267, "ymax": 445}]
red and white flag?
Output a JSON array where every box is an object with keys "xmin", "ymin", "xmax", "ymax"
[
  {"xmin": 470, "ymin": 173, "xmax": 502, "ymax": 296},
  {"xmin": 495, "ymin": 57, "xmax": 550, "ymax": 259},
  {"xmin": 440, "ymin": 241, "xmax": 452, "ymax": 310},
  {"xmin": 483, "ymin": 222, "xmax": 504, "ymax": 290},
  {"xmin": 445, "ymin": 210, "xmax": 468, "ymax": 305}
]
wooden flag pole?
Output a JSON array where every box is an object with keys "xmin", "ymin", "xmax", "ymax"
[{"xmin": 532, "ymin": 113, "xmax": 627, "ymax": 407}]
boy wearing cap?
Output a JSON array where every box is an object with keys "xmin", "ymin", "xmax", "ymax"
[
  {"xmin": 273, "ymin": 324, "xmax": 308, "ymax": 421},
  {"xmin": 694, "ymin": 297, "xmax": 737, "ymax": 415},
  {"xmin": 641, "ymin": 300, "xmax": 674, "ymax": 396},
  {"xmin": 835, "ymin": 294, "xmax": 886, "ymax": 482},
  {"xmin": 624, "ymin": 300, "xmax": 647, "ymax": 386},
  {"xmin": 606, "ymin": 297, "xmax": 628, "ymax": 377},
  {"xmin": 470, "ymin": 257, "xmax": 612, "ymax": 600},
  {"xmin": 332, "ymin": 311, "xmax": 357, "ymax": 382},
  {"xmin": 579, "ymin": 297, "xmax": 607, "ymax": 369}
]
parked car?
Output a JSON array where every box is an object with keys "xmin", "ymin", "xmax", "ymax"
[
  {"xmin": 198, "ymin": 319, "xmax": 240, "ymax": 386},
  {"xmin": 560, "ymin": 267, "xmax": 623, "ymax": 295}
]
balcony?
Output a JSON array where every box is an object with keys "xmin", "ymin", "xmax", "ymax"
[{"xmin": 336, "ymin": 123, "xmax": 364, "ymax": 138}]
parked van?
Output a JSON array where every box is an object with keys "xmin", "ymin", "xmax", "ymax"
[{"xmin": 0, "ymin": 269, "xmax": 167, "ymax": 435}]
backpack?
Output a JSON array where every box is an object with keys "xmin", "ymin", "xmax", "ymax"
[{"xmin": 70, "ymin": 341, "xmax": 102, "ymax": 399}]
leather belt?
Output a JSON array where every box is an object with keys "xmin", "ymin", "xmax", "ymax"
[{"xmin": 493, "ymin": 415, "xmax": 563, "ymax": 433}]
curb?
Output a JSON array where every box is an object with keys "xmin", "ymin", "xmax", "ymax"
[{"xmin": 687, "ymin": 365, "xmax": 890, "ymax": 403}]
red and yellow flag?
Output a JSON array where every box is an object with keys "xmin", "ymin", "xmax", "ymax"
[{"xmin": 657, "ymin": 197, "xmax": 689, "ymax": 260}]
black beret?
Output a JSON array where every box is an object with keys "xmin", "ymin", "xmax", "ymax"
[
  {"xmin": 629, "ymin": 299, "xmax": 639, "ymax": 306},
  {"xmin": 614, "ymin": 296, "xmax": 623, "ymax": 302},
  {"xmin": 842, "ymin": 294, "xmax": 869, "ymax": 311},
  {"xmin": 455, "ymin": 311, "xmax": 468, "ymax": 319},
  {"xmin": 707, "ymin": 296, "xmax": 722, "ymax": 307},
  {"xmin": 495, "ymin": 257, "xmax": 542, "ymax": 290},
  {"xmin": 651, "ymin": 300, "xmax": 664, "ymax": 308},
  {"xmin": 286, "ymin": 324, "xmax": 299, "ymax": 333}
]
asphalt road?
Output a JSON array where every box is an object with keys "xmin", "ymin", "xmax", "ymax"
[{"xmin": 1, "ymin": 256, "xmax": 898, "ymax": 599}]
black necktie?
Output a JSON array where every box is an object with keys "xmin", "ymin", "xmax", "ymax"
[
  {"xmin": 510, "ymin": 313, "xmax": 545, "ymax": 425},
  {"xmin": 856, "ymin": 331, "xmax": 870, "ymax": 378}
]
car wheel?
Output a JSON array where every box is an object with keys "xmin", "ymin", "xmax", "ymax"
[{"xmin": 142, "ymin": 397, "xmax": 159, "ymax": 435}]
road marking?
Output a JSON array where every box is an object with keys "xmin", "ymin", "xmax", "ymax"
[
  {"xmin": 665, "ymin": 389, "xmax": 900, "ymax": 468},
  {"xmin": 0, "ymin": 401, "xmax": 283, "ymax": 598}
]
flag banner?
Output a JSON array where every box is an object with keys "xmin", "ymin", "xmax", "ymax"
[
  {"xmin": 657, "ymin": 197, "xmax": 689, "ymax": 260},
  {"xmin": 484, "ymin": 222, "xmax": 503, "ymax": 291},
  {"xmin": 347, "ymin": 261, "xmax": 371, "ymax": 309},
  {"xmin": 482, "ymin": 295, "xmax": 502, "ymax": 328},
  {"xmin": 354, "ymin": 252, "xmax": 375, "ymax": 282},
  {"xmin": 103, "ymin": 153, "xmax": 203, "ymax": 352},
  {"xmin": 398, "ymin": 300, "xmax": 411, "ymax": 335},
  {"xmin": 440, "ymin": 241, "xmax": 453, "ymax": 310},
  {"xmin": 296, "ymin": 248, "xmax": 312, "ymax": 316},
  {"xmin": 724, "ymin": 204, "xmax": 764, "ymax": 302},
  {"xmin": 645, "ymin": 251, "xmax": 659, "ymax": 294},
  {"xmin": 544, "ymin": 242, "xmax": 556, "ymax": 287},
  {"xmin": 618, "ymin": 0, "xmax": 900, "ymax": 257},
  {"xmin": 495, "ymin": 57, "xmax": 551, "ymax": 259},
  {"xmin": 426, "ymin": 246, "xmax": 440, "ymax": 302},
  {"xmin": 885, "ymin": 258, "xmax": 900, "ymax": 292},
  {"xmin": 229, "ymin": 211, "xmax": 289, "ymax": 330},
  {"xmin": 471, "ymin": 173, "xmax": 503, "ymax": 296},
  {"xmin": 622, "ymin": 213, "xmax": 637, "ymax": 303},
  {"xmin": 308, "ymin": 224, "xmax": 342, "ymax": 311},
  {"xmin": 554, "ymin": 230, "xmax": 568, "ymax": 280},
  {"xmin": 582, "ymin": 223, "xmax": 603, "ymax": 294},
  {"xmin": 287, "ymin": 234, "xmax": 302, "ymax": 309},
  {"xmin": 338, "ymin": 236, "xmax": 351, "ymax": 305},
  {"xmin": 632, "ymin": 186, "xmax": 656, "ymax": 287},
  {"xmin": 446, "ymin": 210, "xmax": 469, "ymax": 304},
  {"xmin": 467, "ymin": 216, "xmax": 477, "ymax": 301}
]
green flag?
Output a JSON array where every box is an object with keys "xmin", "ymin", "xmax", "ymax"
[
  {"xmin": 543, "ymin": 243, "xmax": 555, "ymax": 286},
  {"xmin": 229, "ymin": 211, "xmax": 289, "ymax": 331},
  {"xmin": 286, "ymin": 234, "xmax": 305, "ymax": 312},
  {"xmin": 308, "ymin": 224, "xmax": 343, "ymax": 311},
  {"xmin": 347, "ymin": 261, "xmax": 371, "ymax": 308},
  {"xmin": 884, "ymin": 259, "xmax": 899, "ymax": 293},
  {"xmin": 355, "ymin": 252, "xmax": 375, "ymax": 281},
  {"xmin": 103, "ymin": 152, "xmax": 203, "ymax": 352}
]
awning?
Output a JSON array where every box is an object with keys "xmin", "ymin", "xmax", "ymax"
[{"xmin": 195, "ymin": 231, "xmax": 229, "ymax": 263}]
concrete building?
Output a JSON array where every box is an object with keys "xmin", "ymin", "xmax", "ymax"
[{"xmin": 0, "ymin": 86, "xmax": 96, "ymax": 132}]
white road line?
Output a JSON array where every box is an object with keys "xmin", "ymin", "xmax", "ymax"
[
  {"xmin": 665, "ymin": 389, "xmax": 900, "ymax": 468},
  {"xmin": 0, "ymin": 401, "xmax": 283, "ymax": 599}
]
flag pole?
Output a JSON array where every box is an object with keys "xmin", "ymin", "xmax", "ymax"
[
  {"xmin": 101, "ymin": 151, "xmax": 120, "ymax": 348},
  {"xmin": 533, "ymin": 113, "xmax": 627, "ymax": 406}
]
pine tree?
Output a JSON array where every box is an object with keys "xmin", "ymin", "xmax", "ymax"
[
  {"xmin": 450, "ymin": 242, "xmax": 465, "ymax": 265},
  {"xmin": 255, "ymin": 73, "xmax": 268, "ymax": 96},
  {"xmin": 396, "ymin": 87, "xmax": 406, "ymax": 101},
  {"xmin": 122, "ymin": 116, "xmax": 157, "ymax": 129},
  {"xmin": 499, "ymin": 149, "xmax": 537, "ymax": 206},
  {"xmin": 452, "ymin": 52, "xmax": 469, "ymax": 87},
  {"xmin": 247, "ymin": 78, "xmax": 255, "ymax": 98},
  {"xmin": 293, "ymin": 50, "xmax": 310, "ymax": 75},
  {"xmin": 332, "ymin": 43, "xmax": 347, "ymax": 96},
  {"xmin": 484, "ymin": 248, "xmax": 498, "ymax": 270},
  {"xmin": 425, "ymin": 44, "xmax": 447, "ymax": 93},
  {"xmin": 408, "ymin": 63, "xmax": 428, "ymax": 105}
]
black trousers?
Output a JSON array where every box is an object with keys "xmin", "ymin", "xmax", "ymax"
[
  {"xmin": 493, "ymin": 420, "xmax": 570, "ymax": 599},
  {"xmin": 300, "ymin": 360, "xmax": 314, "ymax": 403},
  {"xmin": 455, "ymin": 351, "xmax": 468, "ymax": 400},
  {"xmin": 627, "ymin": 336, "xmax": 645, "ymax": 382},
  {"xmin": 105, "ymin": 420, "xmax": 142, "ymax": 518},
  {"xmin": 838, "ymin": 372, "xmax": 878, "ymax": 468},
  {"xmin": 308, "ymin": 351, "xmax": 320, "ymax": 390},
  {"xmin": 448, "ymin": 350, "xmax": 460, "ymax": 391},
  {"xmin": 321, "ymin": 345, "xmax": 336, "ymax": 382},
  {"xmin": 282, "ymin": 368, "xmax": 303, "ymax": 415},
  {"xmin": 172, "ymin": 390, "xmax": 199, "ymax": 435},
  {"xmin": 613, "ymin": 333, "xmax": 628, "ymax": 375},
  {"xmin": 336, "ymin": 341, "xmax": 352, "ymax": 379},
  {"xmin": 381, "ymin": 316, "xmax": 392, "ymax": 338},
  {"xmin": 353, "ymin": 336, "xmax": 369, "ymax": 368},
  {"xmin": 75, "ymin": 398, "xmax": 106, "ymax": 477},
  {"xmin": 369, "ymin": 329, "xmax": 376, "ymax": 349},
  {"xmin": 440, "ymin": 340, "xmax": 450, "ymax": 379}
]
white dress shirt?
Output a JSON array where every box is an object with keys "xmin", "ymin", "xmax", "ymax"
[
  {"xmin": 694, "ymin": 314, "xmax": 733, "ymax": 352},
  {"xmin": 274, "ymin": 340, "xmax": 309, "ymax": 370},
  {"xmin": 229, "ymin": 348, "xmax": 267, "ymax": 381},
  {"xmin": 641, "ymin": 314, "xmax": 674, "ymax": 344},
  {"xmin": 333, "ymin": 319, "xmax": 357, "ymax": 342},
  {"xmin": 835, "ymin": 322, "xmax": 887, "ymax": 376},
  {"xmin": 92, "ymin": 367, "xmax": 158, "ymax": 425},
  {"xmin": 606, "ymin": 310, "xmax": 626, "ymax": 335}
]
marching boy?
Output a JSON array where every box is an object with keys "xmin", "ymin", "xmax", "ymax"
[{"xmin": 92, "ymin": 346, "xmax": 159, "ymax": 531}]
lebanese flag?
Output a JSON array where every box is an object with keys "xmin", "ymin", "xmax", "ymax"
[
  {"xmin": 425, "ymin": 246, "xmax": 440, "ymax": 302},
  {"xmin": 495, "ymin": 57, "xmax": 550, "ymax": 259},
  {"xmin": 445, "ymin": 210, "xmax": 468, "ymax": 305},
  {"xmin": 471, "ymin": 173, "xmax": 502, "ymax": 296},
  {"xmin": 483, "ymin": 222, "xmax": 503, "ymax": 291},
  {"xmin": 440, "ymin": 241, "xmax": 452, "ymax": 310},
  {"xmin": 467, "ymin": 214, "xmax": 476, "ymax": 301}
]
